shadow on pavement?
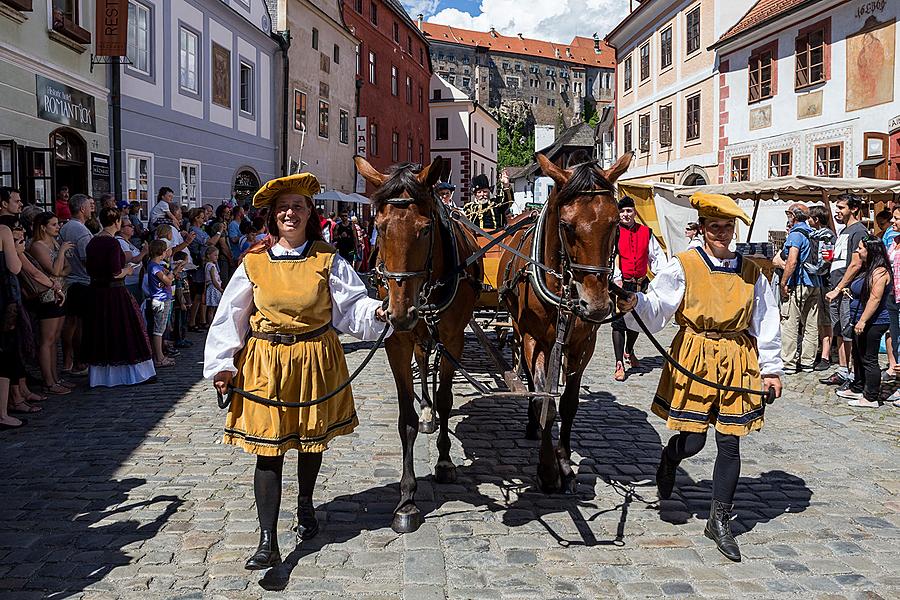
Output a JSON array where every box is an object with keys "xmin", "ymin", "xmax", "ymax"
[{"xmin": 0, "ymin": 349, "xmax": 203, "ymax": 598}]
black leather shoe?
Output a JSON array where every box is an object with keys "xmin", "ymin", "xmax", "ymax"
[
  {"xmin": 704, "ymin": 499, "xmax": 741, "ymax": 562},
  {"xmin": 656, "ymin": 448, "xmax": 679, "ymax": 500},
  {"xmin": 296, "ymin": 495, "xmax": 319, "ymax": 542},
  {"xmin": 819, "ymin": 372, "xmax": 847, "ymax": 386},
  {"xmin": 244, "ymin": 529, "xmax": 281, "ymax": 570}
]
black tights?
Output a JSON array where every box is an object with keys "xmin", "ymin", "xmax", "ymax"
[
  {"xmin": 254, "ymin": 452, "xmax": 324, "ymax": 531},
  {"xmin": 612, "ymin": 329, "xmax": 639, "ymax": 364},
  {"xmin": 665, "ymin": 430, "xmax": 741, "ymax": 504}
]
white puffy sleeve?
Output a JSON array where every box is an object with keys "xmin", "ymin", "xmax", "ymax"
[
  {"xmin": 203, "ymin": 262, "xmax": 254, "ymax": 378},
  {"xmin": 748, "ymin": 272, "xmax": 784, "ymax": 376},
  {"xmin": 624, "ymin": 257, "xmax": 685, "ymax": 334},
  {"xmin": 330, "ymin": 254, "xmax": 392, "ymax": 341},
  {"xmin": 648, "ymin": 234, "xmax": 668, "ymax": 274}
]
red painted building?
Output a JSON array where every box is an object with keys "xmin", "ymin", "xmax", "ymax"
[{"xmin": 341, "ymin": 0, "xmax": 432, "ymax": 194}]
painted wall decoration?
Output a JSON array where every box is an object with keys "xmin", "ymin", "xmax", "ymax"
[
  {"xmin": 846, "ymin": 16, "xmax": 896, "ymax": 112},
  {"xmin": 749, "ymin": 105, "xmax": 771, "ymax": 130},
  {"xmin": 212, "ymin": 42, "xmax": 232, "ymax": 108},
  {"xmin": 798, "ymin": 90, "xmax": 823, "ymax": 119}
]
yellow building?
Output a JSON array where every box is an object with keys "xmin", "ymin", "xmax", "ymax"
[{"xmin": 606, "ymin": 0, "xmax": 754, "ymax": 185}]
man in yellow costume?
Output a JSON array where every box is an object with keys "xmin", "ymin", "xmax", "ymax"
[{"xmin": 618, "ymin": 192, "xmax": 783, "ymax": 562}]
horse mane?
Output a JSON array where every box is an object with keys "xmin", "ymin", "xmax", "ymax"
[
  {"xmin": 554, "ymin": 161, "xmax": 615, "ymax": 205},
  {"xmin": 370, "ymin": 162, "xmax": 432, "ymax": 208}
]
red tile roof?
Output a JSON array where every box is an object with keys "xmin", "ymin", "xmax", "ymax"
[
  {"xmin": 718, "ymin": 0, "xmax": 815, "ymax": 44},
  {"xmin": 421, "ymin": 22, "xmax": 616, "ymax": 69}
]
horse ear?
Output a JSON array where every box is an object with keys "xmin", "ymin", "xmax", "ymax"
[
  {"xmin": 354, "ymin": 155, "xmax": 387, "ymax": 186},
  {"xmin": 601, "ymin": 151, "xmax": 633, "ymax": 185},
  {"xmin": 536, "ymin": 153, "xmax": 571, "ymax": 188},
  {"xmin": 418, "ymin": 155, "xmax": 444, "ymax": 188}
]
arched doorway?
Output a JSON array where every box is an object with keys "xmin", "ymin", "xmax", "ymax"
[
  {"xmin": 680, "ymin": 165, "xmax": 709, "ymax": 186},
  {"xmin": 50, "ymin": 128, "xmax": 87, "ymax": 196},
  {"xmin": 233, "ymin": 168, "xmax": 260, "ymax": 205}
]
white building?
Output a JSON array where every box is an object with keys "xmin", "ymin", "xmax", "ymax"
[
  {"xmin": 429, "ymin": 74, "xmax": 499, "ymax": 206},
  {"xmin": 715, "ymin": 0, "xmax": 900, "ymax": 182}
]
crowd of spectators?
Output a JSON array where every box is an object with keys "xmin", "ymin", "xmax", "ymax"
[{"xmin": 776, "ymin": 193, "xmax": 900, "ymax": 409}]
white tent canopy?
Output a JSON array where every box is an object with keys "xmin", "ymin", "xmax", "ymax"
[
  {"xmin": 313, "ymin": 191, "xmax": 371, "ymax": 204},
  {"xmin": 645, "ymin": 176, "xmax": 900, "ymax": 257}
]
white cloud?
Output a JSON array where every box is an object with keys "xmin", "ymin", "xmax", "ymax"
[
  {"xmin": 402, "ymin": 0, "xmax": 441, "ymax": 19},
  {"xmin": 425, "ymin": 0, "xmax": 631, "ymax": 44}
]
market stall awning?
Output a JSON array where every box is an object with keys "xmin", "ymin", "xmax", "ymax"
[{"xmin": 670, "ymin": 175, "xmax": 900, "ymax": 201}]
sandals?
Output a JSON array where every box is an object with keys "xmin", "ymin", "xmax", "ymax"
[
  {"xmin": 9, "ymin": 402, "xmax": 41, "ymax": 414},
  {"xmin": 0, "ymin": 418, "xmax": 27, "ymax": 430},
  {"xmin": 847, "ymin": 399, "xmax": 881, "ymax": 408},
  {"xmin": 57, "ymin": 380, "xmax": 77, "ymax": 389},
  {"xmin": 24, "ymin": 393, "xmax": 47, "ymax": 403},
  {"xmin": 44, "ymin": 383, "xmax": 72, "ymax": 395},
  {"xmin": 154, "ymin": 358, "xmax": 176, "ymax": 368}
]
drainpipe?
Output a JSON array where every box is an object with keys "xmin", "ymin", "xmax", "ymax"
[
  {"xmin": 111, "ymin": 57, "xmax": 123, "ymax": 199},
  {"xmin": 466, "ymin": 102, "xmax": 477, "ymax": 206},
  {"xmin": 276, "ymin": 30, "xmax": 291, "ymax": 176}
]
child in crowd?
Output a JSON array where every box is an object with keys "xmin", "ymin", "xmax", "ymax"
[
  {"xmin": 171, "ymin": 250, "xmax": 193, "ymax": 350},
  {"xmin": 144, "ymin": 240, "xmax": 184, "ymax": 368},
  {"xmin": 204, "ymin": 246, "xmax": 223, "ymax": 325}
]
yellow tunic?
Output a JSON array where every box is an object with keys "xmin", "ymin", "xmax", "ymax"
[
  {"xmin": 651, "ymin": 248, "xmax": 764, "ymax": 436},
  {"xmin": 224, "ymin": 241, "xmax": 358, "ymax": 455}
]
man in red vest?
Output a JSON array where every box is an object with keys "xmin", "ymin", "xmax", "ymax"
[{"xmin": 612, "ymin": 196, "xmax": 666, "ymax": 381}]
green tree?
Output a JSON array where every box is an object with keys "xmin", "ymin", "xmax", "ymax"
[{"xmin": 496, "ymin": 112, "xmax": 535, "ymax": 169}]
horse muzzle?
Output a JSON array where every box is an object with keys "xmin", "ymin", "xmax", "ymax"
[{"xmin": 387, "ymin": 306, "xmax": 419, "ymax": 331}]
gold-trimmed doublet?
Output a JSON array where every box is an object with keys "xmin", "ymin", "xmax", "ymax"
[
  {"xmin": 651, "ymin": 248, "xmax": 764, "ymax": 436},
  {"xmin": 224, "ymin": 241, "xmax": 358, "ymax": 455}
]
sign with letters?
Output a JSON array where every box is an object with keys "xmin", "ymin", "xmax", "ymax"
[
  {"xmin": 355, "ymin": 116, "xmax": 368, "ymax": 193},
  {"xmin": 35, "ymin": 75, "xmax": 96, "ymax": 132},
  {"xmin": 90, "ymin": 153, "xmax": 111, "ymax": 197},
  {"xmin": 96, "ymin": 0, "xmax": 129, "ymax": 56}
]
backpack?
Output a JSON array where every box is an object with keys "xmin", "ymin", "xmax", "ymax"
[{"xmin": 794, "ymin": 228, "xmax": 830, "ymax": 277}]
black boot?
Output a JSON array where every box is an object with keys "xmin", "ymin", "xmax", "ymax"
[
  {"xmin": 656, "ymin": 448, "xmax": 679, "ymax": 500},
  {"xmin": 704, "ymin": 499, "xmax": 741, "ymax": 562},
  {"xmin": 296, "ymin": 495, "xmax": 319, "ymax": 542},
  {"xmin": 244, "ymin": 529, "xmax": 281, "ymax": 570}
]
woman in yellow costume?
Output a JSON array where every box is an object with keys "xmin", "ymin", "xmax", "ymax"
[
  {"xmin": 618, "ymin": 192, "xmax": 783, "ymax": 562},
  {"xmin": 204, "ymin": 173, "xmax": 388, "ymax": 570}
]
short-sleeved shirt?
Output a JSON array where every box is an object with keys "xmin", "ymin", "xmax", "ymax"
[
  {"xmin": 830, "ymin": 221, "xmax": 868, "ymax": 288},
  {"xmin": 143, "ymin": 261, "xmax": 173, "ymax": 302},
  {"xmin": 784, "ymin": 222, "xmax": 818, "ymax": 288},
  {"xmin": 59, "ymin": 219, "xmax": 93, "ymax": 285},
  {"xmin": 149, "ymin": 199, "xmax": 171, "ymax": 227},
  {"xmin": 227, "ymin": 220, "xmax": 242, "ymax": 257},
  {"xmin": 117, "ymin": 236, "xmax": 142, "ymax": 286}
]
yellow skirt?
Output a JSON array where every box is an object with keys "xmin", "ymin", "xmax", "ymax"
[
  {"xmin": 224, "ymin": 329, "xmax": 358, "ymax": 456},
  {"xmin": 651, "ymin": 329, "xmax": 764, "ymax": 436}
]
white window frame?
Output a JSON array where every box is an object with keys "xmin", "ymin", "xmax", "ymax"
[
  {"xmin": 179, "ymin": 26, "xmax": 200, "ymax": 94},
  {"xmin": 127, "ymin": 1, "xmax": 151, "ymax": 76},
  {"xmin": 179, "ymin": 159, "xmax": 201, "ymax": 208},
  {"xmin": 125, "ymin": 150, "xmax": 154, "ymax": 220},
  {"xmin": 239, "ymin": 60, "xmax": 254, "ymax": 115}
]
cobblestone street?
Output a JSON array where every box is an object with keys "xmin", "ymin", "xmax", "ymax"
[{"xmin": 0, "ymin": 326, "xmax": 897, "ymax": 599}]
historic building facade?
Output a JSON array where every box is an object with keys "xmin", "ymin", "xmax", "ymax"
[
  {"xmin": 429, "ymin": 74, "xmax": 499, "ymax": 206},
  {"xmin": 422, "ymin": 22, "xmax": 615, "ymax": 133},
  {"xmin": 0, "ymin": 0, "xmax": 111, "ymax": 209},
  {"xmin": 342, "ymin": 0, "xmax": 432, "ymax": 195},
  {"xmin": 606, "ymin": 0, "xmax": 753, "ymax": 185},
  {"xmin": 715, "ymin": 0, "xmax": 900, "ymax": 183},
  {"xmin": 120, "ymin": 0, "xmax": 281, "ymax": 217},
  {"xmin": 270, "ymin": 0, "xmax": 358, "ymax": 195}
]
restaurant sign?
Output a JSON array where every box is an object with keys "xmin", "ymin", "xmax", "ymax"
[{"xmin": 35, "ymin": 75, "xmax": 96, "ymax": 132}]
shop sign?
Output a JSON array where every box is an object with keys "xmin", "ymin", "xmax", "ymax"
[
  {"xmin": 355, "ymin": 116, "xmax": 367, "ymax": 193},
  {"xmin": 96, "ymin": 0, "xmax": 129, "ymax": 57},
  {"xmin": 889, "ymin": 115, "xmax": 900, "ymax": 134},
  {"xmin": 35, "ymin": 76, "xmax": 96, "ymax": 132},
  {"xmin": 90, "ymin": 152, "xmax": 111, "ymax": 197}
]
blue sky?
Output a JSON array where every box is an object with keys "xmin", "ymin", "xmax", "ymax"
[{"xmin": 402, "ymin": 0, "xmax": 631, "ymax": 44}]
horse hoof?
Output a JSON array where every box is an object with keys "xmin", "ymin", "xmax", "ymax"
[
  {"xmin": 536, "ymin": 470, "xmax": 561, "ymax": 494},
  {"xmin": 418, "ymin": 419, "xmax": 437, "ymax": 434},
  {"xmin": 524, "ymin": 426, "xmax": 540, "ymax": 441},
  {"xmin": 562, "ymin": 476, "xmax": 578, "ymax": 495},
  {"xmin": 391, "ymin": 509, "xmax": 423, "ymax": 534},
  {"xmin": 434, "ymin": 463, "xmax": 457, "ymax": 484}
]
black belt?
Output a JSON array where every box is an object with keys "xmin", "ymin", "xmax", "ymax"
[
  {"xmin": 622, "ymin": 277, "xmax": 646, "ymax": 284},
  {"xmin": 91, "ymin": 279, "xmax": 125, "ymax": 288},
  {"xmin": 250, "ymin": 324, "xmax": 331, "ymax": 345}
]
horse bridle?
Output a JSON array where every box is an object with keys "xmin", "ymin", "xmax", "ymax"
[
  {"xmin": 554, "ymin": 188, "xmax": 619, "ymax": 286},
  {"xmin": 374, "ymin": 196, "xmax": 439, "ymax": 310}
]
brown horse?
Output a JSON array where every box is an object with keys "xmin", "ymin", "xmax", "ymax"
[
  {"xmin": 498, "ymin": 152, "xmax": 633, "ymax": 493},
  {"xmin": 355, "ymin": 155, "xmax": 484, "ymax": 533}
]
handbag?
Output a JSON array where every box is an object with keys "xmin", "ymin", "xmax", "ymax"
[{"xmin": 18, "ymin": 254, "xmax": 53, "ymax": 302}]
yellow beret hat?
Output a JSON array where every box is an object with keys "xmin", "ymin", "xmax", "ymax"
[
  {"xmin": 252, "ymin": 173, "xmax": 320, "ymax": 208},
  {"xmin": 690, "ymin": 192, "xmax": 752, "ymax": 226}
]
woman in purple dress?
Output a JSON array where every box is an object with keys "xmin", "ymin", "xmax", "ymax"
[{"xmin": 82, "ymin": 207, "xmax": 156, "ymax": 387}]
